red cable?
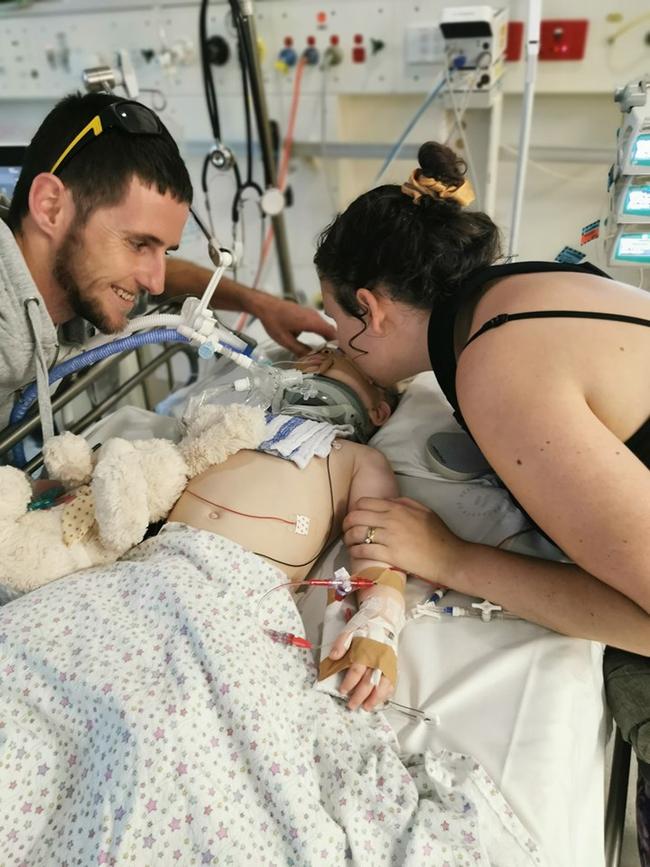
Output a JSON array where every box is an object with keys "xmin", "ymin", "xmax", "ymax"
[
  {"xmin": 277, "ymin": 55, "xmax": 306, "ymax": 191},
  {"xmin": 185, "ymin": 488, "xmax": 296, "ymax": 526},
  {"xmin": 244, "ymin": 53, "xmax": 307, "ymax": 319}
]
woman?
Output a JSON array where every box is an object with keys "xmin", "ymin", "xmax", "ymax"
[{"xmin": 314, "ymin": 141, "xmax": 650, "ymax": 858}]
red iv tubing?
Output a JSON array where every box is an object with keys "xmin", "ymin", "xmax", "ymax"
[{"xmin": 261, "ymin": 577, "xmax": 376, "ymax": 649}]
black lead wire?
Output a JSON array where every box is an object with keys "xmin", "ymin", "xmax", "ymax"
[{"xmin": 199, "ymin": 0, "xmax": 221, "ymax": 142}]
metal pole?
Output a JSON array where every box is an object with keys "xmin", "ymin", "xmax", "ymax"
[
  {"xmin": 604, "ymin": 727, "xmax": 631, "ymax": 867},
  {"xmin": 508, "ymin": 0, "xmax": 541, "ymax": 258},
  {"xmin": 236, "ymin": 0, "xmax": 296, "ymax": 301}
]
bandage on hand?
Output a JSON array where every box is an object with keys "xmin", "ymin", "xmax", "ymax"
[
  {"xmin": 318, "ymin": 567, "xmax": 406, "ymax": 692},
  {"xmin": 330, "ymin": 586, "xmax": 405, "ymax": 660}
]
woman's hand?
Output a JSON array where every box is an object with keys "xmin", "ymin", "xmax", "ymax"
[{"xmin": 342, "ymin": 496, "xmax": 465, "ymax": 586}]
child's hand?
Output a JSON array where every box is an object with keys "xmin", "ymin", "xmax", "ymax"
[
  {"xmin": 317, "ymin": 568, "xmax": 406, "ymax": 713},
  {"xmin": 327, "ymin": 582, "xmax": 405, "ymax": 711},
  {"xmin": 334, "ymin": 656, "xmax": 394, "ymax": 712}
]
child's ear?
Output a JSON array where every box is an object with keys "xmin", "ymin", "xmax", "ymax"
[{"xmin": 368, "ymin": 399, "xmax": 392, "ymax": 428}]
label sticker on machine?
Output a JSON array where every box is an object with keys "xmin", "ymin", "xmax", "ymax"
[
  {"xmin": 580, "ymin": 219, "xmax": 600, "ymax": 245},
  {"xmin": 554, "ymin": 246, "xmax": 586, "ymax": 265}
]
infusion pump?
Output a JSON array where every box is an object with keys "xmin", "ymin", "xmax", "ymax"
[{"xmin": 606, "ymin": 77, "xmax": 650, "ymax": 268}]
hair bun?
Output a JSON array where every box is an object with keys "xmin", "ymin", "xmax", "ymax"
[{"xmin": 418, "ymin": 142, "xmax": 467, "ymax": 188}]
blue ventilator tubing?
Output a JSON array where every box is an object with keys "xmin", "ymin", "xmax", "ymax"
[{"xmin": 10, "ymin": 328, "xmax": 190, "ymax": 468}]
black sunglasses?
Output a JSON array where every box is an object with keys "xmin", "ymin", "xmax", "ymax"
[{"xmin": 50, "ymin": 100, "xmax": 163, "ymax": 175}]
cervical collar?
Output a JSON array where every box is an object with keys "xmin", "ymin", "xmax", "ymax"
[{"xmin": 271, "ymin": 374, "xmax": 375, "ymax": 443}]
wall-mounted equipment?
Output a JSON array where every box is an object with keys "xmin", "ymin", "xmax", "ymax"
[
  {"xmin": 439, "ymin": 5, "xmax": 508, "ymax": 90},
  {"xmin": 606, "ymin": 76, "xmax": 650, "ymax": 269}
]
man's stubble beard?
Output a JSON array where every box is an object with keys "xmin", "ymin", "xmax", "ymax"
[{"xmin": 52, "ymin": 222, "xmax": 121, "ymax": 334}]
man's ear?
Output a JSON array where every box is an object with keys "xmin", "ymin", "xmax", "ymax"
[
  {"xmin": 355, "ymin": 287, "xmax": 390, "ymax": 337},
  {"xmin": 368, "ymin": 399, "xmax": 393, "ymax": 428},
  {"xmin": 27, "ymin": 173, "xmax": 72, "ymax": 240}
]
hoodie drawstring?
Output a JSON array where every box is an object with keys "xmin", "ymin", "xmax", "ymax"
[{"xmin": 25, "ymin": 297, "xmax": 55, "ymax": 443}]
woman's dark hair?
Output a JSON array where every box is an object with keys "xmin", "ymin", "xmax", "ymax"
[
  {"xmin": 314, "ymin": 141, "xmax": 502, "ymax": 318},
  {"xmin": 7, "ymin": 91, "xmax": 193, "ymax": 232}
]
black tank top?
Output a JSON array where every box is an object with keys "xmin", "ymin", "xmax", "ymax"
[{"xmin": 427, "ymin": 261, "xmax": 650, "ymax": 470}]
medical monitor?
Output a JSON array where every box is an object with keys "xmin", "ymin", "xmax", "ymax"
[
  {"xmin": 610, "ymin": 227, "xmax": 650, "ymax": 266},
  {"xmin": 0, "ymin": 145, "xmax": 26, "ymax": 204}
]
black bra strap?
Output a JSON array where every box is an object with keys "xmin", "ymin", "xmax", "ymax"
[{"xmin": 465, "ymin": 309, "xmax": 650, "ymax": 348}]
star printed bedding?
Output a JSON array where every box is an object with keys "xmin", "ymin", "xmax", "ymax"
[{"xmin": 0, "ymin": 523, "xmax": 542, "ymax": 866}]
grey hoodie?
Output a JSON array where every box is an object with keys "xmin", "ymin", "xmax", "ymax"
[{"xmin": 0, "ymin": 217, "xmax": 72, "ymax": 439}]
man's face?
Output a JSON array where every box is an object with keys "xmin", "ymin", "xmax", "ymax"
[{"xmin": 53, "ymin": 177, "xmax": 188, "ymax": 333}]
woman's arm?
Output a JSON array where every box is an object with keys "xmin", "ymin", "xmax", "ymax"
[
  {"xmin": 343, "ymin": 495, "xmax": 650, "ymax": 655},
  {"xmin": 456, "ymin": 335, "xmax": 650, "ymax": 613},
  {"xmin": 342, "ymin": 328, "xmax": 650, "ymax": 655},
  {"xmin": 349, "ymin": 487, "xmax": 650, "ymax": 647}
]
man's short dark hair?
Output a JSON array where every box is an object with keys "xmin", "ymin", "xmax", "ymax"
[{"xmin": 7, "ymin": 92, "xmax": 193, "ymax": 232}]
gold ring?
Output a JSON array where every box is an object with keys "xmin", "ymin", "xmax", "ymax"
[{"xmin": 363, "ymin": 526, "xmax": 377, "ymax": 545}]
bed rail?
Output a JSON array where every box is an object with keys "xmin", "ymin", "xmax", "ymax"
[{"xmin": 0, "ymin": 340, "xmax": 198, "ymax": 473}]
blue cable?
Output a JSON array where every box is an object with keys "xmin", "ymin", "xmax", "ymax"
[
  {"xmin": 10, "ymin": 329, "xmax": 189, "ymax": 468},
  {"xmin": 375, "ymin": 72, "xmax": 447, "ymax": 183}
]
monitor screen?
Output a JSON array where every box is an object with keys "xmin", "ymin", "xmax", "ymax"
[
  {"xmin": 615, "ymin": 230, "xmax": 650, "ymax": 263},
  {"xmin": 624, "ymin": 183, "xmax": 650, "ymax": 217},
  {"xmin": 632, "ymin": 133, "xmax": 650, "ymax": 167},
  {"xmin": 0, "ymin": 145, "xmax": 26, "ymax": 204}
]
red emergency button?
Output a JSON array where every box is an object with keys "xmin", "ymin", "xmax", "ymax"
[{"xmin": 352, "ymin": 33, "xmax": 365, "ymax": 63}]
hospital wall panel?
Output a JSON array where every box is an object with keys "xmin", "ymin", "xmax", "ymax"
[{"xmin": 1, "ymin": 0, "xmax": 648, "ymax": 292}]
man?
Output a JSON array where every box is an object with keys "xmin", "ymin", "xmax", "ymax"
[{"xmin": 0, "ymin": 91, "xmax": 334, "ymax": 432}]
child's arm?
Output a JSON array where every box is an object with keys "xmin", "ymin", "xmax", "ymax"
[{"xmin": 324, "ymin": 445, "xmax": 406, "ymax": 711}]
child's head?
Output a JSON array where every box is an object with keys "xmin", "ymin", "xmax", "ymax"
[{"xmin": 289, "ymin": 346, "xmax": 399, "ymax": 442}]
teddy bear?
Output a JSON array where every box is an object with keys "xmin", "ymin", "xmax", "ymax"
[{"xmin": 0, "ymin": 404, "xmax": 266, "ymax": 596}]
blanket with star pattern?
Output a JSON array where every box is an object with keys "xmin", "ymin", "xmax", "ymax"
[{"xmin": 0, "ymin": 523, "xmax": 543, "ymax": 866}]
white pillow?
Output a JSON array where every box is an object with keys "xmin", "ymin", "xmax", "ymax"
[
  {"xmin": 369, "ymin": 373, "xmax": 564, "ymax": 559},
  {"xmin": 369, "ymin": 372, "xmax": 461, "ymax": 479}
]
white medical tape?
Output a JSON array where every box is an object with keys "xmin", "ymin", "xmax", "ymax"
[{"xmin": 294, "ymin": 514, "xmax": 310, "ymax": 536}]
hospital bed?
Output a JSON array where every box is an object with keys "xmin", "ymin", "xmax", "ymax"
[
  {"xmin": 0, "ymin": 343, "xmax": 634, "ymax": 866},
  {"xmin": 0, "ymin": 304, "xmax": 198, "ymax": 473}
]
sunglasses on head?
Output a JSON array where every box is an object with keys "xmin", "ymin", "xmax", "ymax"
[{"xmin": 50, "ymin": 100, "xmax": 163, "ymax": 176}]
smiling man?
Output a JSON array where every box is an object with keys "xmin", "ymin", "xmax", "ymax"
[
  {"xmin": 1, "ymin": 92, "xmax": 334, "ymax": 437},
  {"xmin": 1, "ymin": 92, "xmax": 192, "ymax": 434}
]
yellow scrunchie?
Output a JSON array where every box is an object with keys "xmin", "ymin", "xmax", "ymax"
[{"xmin": 401, "ymin": 168, "xmax": 475, "ymax": 207}]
